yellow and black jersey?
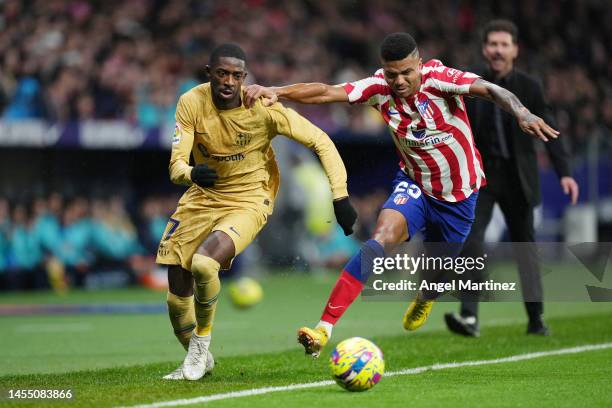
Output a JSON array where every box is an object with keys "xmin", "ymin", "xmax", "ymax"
[{"xmin": 169, "ymin": 83, "xmax": 348, "ymax": 202}]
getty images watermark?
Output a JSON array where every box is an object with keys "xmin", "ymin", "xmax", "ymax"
[
  {"xmin": 361, "ymin": 242, "xmax": 612, "ymax": 302},
  {"xmin": 370, "ymin": 252, "xmax": 519, "ymax": 293}
]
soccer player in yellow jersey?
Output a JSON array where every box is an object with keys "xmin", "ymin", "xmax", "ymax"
[{"xmin": 156, "ymin": 44, "xmax": 357, "ymax": 381}]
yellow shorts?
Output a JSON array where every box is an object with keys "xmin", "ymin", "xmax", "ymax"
[{"xmin": 155, "ymin": 185, "xmax": 273, "ymax": 270}]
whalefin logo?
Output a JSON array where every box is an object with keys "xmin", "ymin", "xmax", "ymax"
[{"xmin": 411, "ymin": 128, "xmax": 427, "ymax": 139}]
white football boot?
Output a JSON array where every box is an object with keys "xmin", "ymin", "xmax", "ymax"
[
  {"xmin": 181, "ymin": 332, "xmax": 212, "ymax": 380},
  {"xmin": 162, "ymin": 350, "xmax": 214, "ymax": 380}
]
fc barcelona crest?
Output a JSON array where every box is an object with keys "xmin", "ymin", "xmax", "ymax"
[{"xmin": 235, "ymin": 133, "xmax": 252, "ymax": 146}]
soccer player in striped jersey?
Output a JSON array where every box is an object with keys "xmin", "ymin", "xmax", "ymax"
[{"xmin": 245, "ymin": 33, "xmax": 559, "ymax": 357}]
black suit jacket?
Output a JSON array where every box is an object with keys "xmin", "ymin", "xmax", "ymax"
[{"xmin": 465, "ymin": 66, "xmax": 572, "ymax": 206}]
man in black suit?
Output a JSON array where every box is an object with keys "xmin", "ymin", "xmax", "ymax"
[{"xmin": 444, "ymin": 19, "xmax": 579, "ymax": 336}]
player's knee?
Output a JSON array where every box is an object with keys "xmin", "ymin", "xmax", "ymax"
[
  {"xmin": 191, "ymin": 254, "xmax": 221, "ymax": 284},
  {"xmin": 198, "ymin": 231, "xmax": 236, "ymax": 267},
  {"xmin": 372, "ymin": 217, "xmax": 408, "ymax": 248}
]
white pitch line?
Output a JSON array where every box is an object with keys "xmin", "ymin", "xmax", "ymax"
[
  {"xmin": 120, "ymin": 342, "xmax": 612, "ymax": 408},
  {"xmin": 385, "ymin": 342, "xmax": 612, "ymax": 376}
]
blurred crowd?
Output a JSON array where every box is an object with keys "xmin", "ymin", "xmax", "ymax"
[
  {"xmin": 0, "ymin": 192, "xmax": 179, "ymax": 290},
  {"xmin": 0, "ymin": 0, "xmax": 609, "ymax": 150},
  {"xmin": 0, "ymin": 188, "xmax": 388, "ymax": 291}
]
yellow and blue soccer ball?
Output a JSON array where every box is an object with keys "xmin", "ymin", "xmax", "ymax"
[{"xmin": 329, "ymin": 337, "xmax": 384, "ymax": 391}]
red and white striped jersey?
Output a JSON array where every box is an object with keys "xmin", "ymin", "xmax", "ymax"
[{"xmin": 343, "ymin": 59, "xmax": 486, "ymax": 202}]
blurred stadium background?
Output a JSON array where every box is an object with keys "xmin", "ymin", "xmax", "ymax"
[{"xmin": 0, "ymin": 0, "xmax": 610, "ymax": 292}]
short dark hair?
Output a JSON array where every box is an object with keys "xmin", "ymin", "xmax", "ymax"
[
  {"xmin": 380, "ymin": 32, "xmax": 418, "ymax": 62},
  {"xmin": 209, "ymin": 43, "xmax": 247, "ymax": 66},
  {"xmin": 482, "ymin": 19, "xmax": 519, "ymax": 44}
]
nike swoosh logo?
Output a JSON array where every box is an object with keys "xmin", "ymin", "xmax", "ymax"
[
  {"xmin": 229, "ymin": 226, "xmax": 241, "ymax": 237},
  {"xmin": 327, "ymin": 303, "xmax": 345, "ymax": 310}
]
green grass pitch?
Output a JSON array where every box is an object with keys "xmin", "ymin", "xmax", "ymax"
[{"xmin": 1, "ymin": 270, "xmax": 611, "ymax": 407}]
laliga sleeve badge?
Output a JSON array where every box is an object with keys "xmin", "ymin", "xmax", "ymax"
[{"xmin": 172, "ymin": 123, "xmax": 181, "ymax": 145}]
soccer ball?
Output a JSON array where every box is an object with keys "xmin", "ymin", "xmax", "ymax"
[
  {"xmin": 228, "ymin": 277, "xmax": 263, "ymax": 309},
  {"xmin": 329, "ymin": 337, "xmax": 384, "ymax": 392}
]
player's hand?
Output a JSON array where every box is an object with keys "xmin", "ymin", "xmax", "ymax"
[
  {"xmin": 244, "ymin": 85, "xmax": 278, "ymax": 108},
  {"xmin": 517, "ymin": 108, "xmax": 559, "ymax": 142},
  {"xmin": 560, "ymin": 176, "xmax": 579, "ymax": 205},
  {"xmin": 333, "ymin": 197, "xmax": 358, "ymax": 236},
  {"xmin": 190, "ymin": 164, "xmax": 218, "ymax": 188}
]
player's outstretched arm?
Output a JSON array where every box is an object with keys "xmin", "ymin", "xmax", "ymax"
[
  {"xmin": 244, "ymin": 83, "xmax": 348, "ymax": 108},
  {"xmin": 468, "ymin": 78, "xmax": 559, "ymax": 142},
  {"xmin": 266, "ymin": 104, "xmax": 357, "ymax": 235}
]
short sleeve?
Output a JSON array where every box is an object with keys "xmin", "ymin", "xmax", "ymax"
[{"xmin": 423, "ymin": 60, "xmax": 480, "ymax": 95}]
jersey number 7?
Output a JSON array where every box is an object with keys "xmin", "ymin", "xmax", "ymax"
[{"xmin": 163, "ymin": 218, "xmax": 180, "ymax": 241}]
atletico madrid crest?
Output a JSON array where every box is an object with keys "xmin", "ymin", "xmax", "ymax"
[
  {"xmin": 394, "ymin": 194, "xmax": 409, "ymax": 205},
  {"xmin": 417, "ymin": 99, "xmax": 434, "ymax": 120}
]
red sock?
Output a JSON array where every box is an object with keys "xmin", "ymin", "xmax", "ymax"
[{"xmin": 320, "ymin": 271, "xmax": 364, "ymax": 325}]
